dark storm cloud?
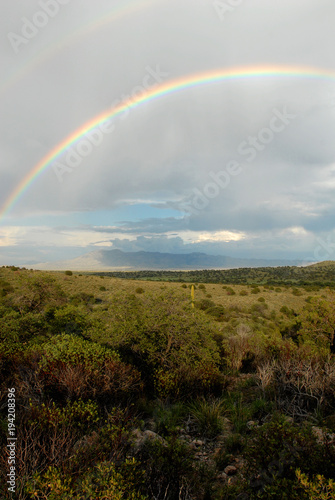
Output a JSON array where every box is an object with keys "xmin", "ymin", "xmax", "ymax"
[{"xmin": 1, "ymin": 0, "xmax": 335, "ymax": 262}]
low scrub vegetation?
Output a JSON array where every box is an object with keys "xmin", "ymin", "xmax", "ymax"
[{"xmin": 0, "ymin": 266, "xmax": 335, "ymax": 499}]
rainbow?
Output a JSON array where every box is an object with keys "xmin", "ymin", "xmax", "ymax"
[{"xmin": 1, "ymin": 64, "xmax": 334, "ymax": 221}]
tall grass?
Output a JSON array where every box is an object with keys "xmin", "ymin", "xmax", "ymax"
[{"xmin": 187, "ymin": 397, "xmax": 225, "ymax": 438}]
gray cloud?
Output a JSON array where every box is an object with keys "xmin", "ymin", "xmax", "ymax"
[{"xmin": 1, "ymin": 0, "xmax": 335, "ymax": 263}]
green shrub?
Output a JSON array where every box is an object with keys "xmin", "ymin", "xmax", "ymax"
[
  {"xmin": 244, "ymin": 413, "xmax": 335, "ymax": 498},
  {"xmin": 224, "ymin": 433, "xmax": 245, "ymax": 454},
  {"xmin": 26, "ymin": 460, "xmax": 148, "ymax": 500},
  {"xmin": 154, "ymin": 362, "xmax": 223, "ymax": 400},
  {"xmin": 70, "ymin": 292, "xmax": 95, "ymax": 307},
  {"xmin": 249, "ymin": 398, "xmax": 274, "ymax": 420},
  {"xmin": 0, "ymin": 310, "xmax": 49, "ymax": 352},
  {"xmin": 24, "ymin": 334, "xmax": 143, "ymax": 403},
  {"xmin": 229, "ymin": 304, "xmax": 244, "ymax": 314},
  {"xmin": 135, "ymin": 287, "xmax": 145, "ymax": 294},
  {"xmin": 0, "ymin": 280, "xmax": 14, "ymax": 296},
  {"xmin": 65, "ymin": 270, "xmax": 73, "ymax": 276},
  {"xmin": 28, "ymin": 399, "xmax": 99, "ymax": 433},
  {"xmin": 195, "ymin": 298, "xmax": 216, "ymax": 311},
  {"xmin": 324, "ymin": 414, "xmax": 335, "ymax": 432},
  {"xmin": 296, "ymin": 469, "xmax": 335, "ymax": 499},
  {"xmin": 100, "ymin": 286, "xmax": 106, "ymax": 291},
  {"xmin": 36, "ymin": 333, "xmax": 119, "ymax": 369},
  {"xmin": 111, "ymin": 291, "xmax": 221, "ymax": 398},
  {"xmin": 68, "ymin": 407, "xmax": 136, "ymax": 473},
  {"xmin": 250, "ymin": 303, "xmax": 268, "ymax": 315},
  {"xmin": 214, "ymin": 447, "xmax": 233, "ymax": 471},
  {"xmin": 138, "ymin": 436, "xmax": 195, "ymax": 500},
  {"xmin": 7, "ymin": 274, "xmax": 67, "ymax": 314},
  {"xmin": 205, "ymin": 305, "xmax": 226, "ymax": 322},
  {"xmin": 279, "ymin": 305, "xmax": 289, "ymax": 315},
  {"xmin": 298, "ymin": 295, "xmax": 335, "ymax": 352},
  {"xmin": 50, "ymin": 305, "xmax": 89, "ymax": 336},
  {"xmin": 152, "ymin": 400, "xmax": 187, "ymax": 436},
  {"xmin": 240, "ymin": 290, "xmax": 248, "ymax": 296}
]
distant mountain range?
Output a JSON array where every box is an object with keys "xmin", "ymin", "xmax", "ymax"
[{"xmin": 31, "ymin": 249, "xmax": 305, "ymax": 271}]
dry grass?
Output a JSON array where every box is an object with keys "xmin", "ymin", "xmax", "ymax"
[
  {"xmin": 0, "ymin": 267, "xmax": 328, "ymax": 319},
  {"xmin": 255, "ymin": 356, "xmax": 335, "ymax": 417}
]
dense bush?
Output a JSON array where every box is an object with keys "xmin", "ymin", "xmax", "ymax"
[
  {"xmin": 298, "ymin": 295, "xmax": 335, "ymax": 353},
  {"xmin": 195, "ymin": 298, "xmax": 216, "ymax": 311},
  {"xmin": 0, "ymin": 310, "xmax": 49, "ymax": 355},
  {"xmin": 137, "ymin": 436, "xmax": 196, "ymax": 500},
  {"xmin": 70, "ymin": 292, "xmax": 95, "ymax": 307},
  {"xmin": 28, "ymin": 399, "xmax": 100, "ymax": 433},
  {"xmin": 26, "ymin": 460, "xmax": 147, "ymax": 499},
  {"xmin": 13, "ymin": 335, "xmax": 143, "ymax": 405},
  {"xmin": 296, "ymin": 469, "xmax": 335, "ymax": 499},
  {"xmin": 0, "ymin": 268, "xmax": 335, "ymax": 499},
  {"xmin": 110, "ymin": 291, "xmax": 221, "ymax": 398},
  {"xmin": 243, "ymin": 413, "xmax": 335, "ymax": 498},
  {"xmin": 48, "ymin": 304, "xmax": 89, "ymax": 336},
  {"xmin": 6, "ymin": 275, "xmax": 67, "ymax": 314}
]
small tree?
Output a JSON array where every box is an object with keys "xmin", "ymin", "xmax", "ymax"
[
  {"xmin": 8, "ymin": 274, "xmax": 66, "ymax": 314},
  {"xmin": 298, "ymin": 294, "xmax": 335, "ymax": 353}
]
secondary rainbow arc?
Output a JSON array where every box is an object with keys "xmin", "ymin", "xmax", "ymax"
[
  {"xmin": 1, "ymin": 0, "xmax": 156, "ymax": 97},
  {"xmin": 1, "ymin": 64, "xmax": 335, "ymax": 222}
]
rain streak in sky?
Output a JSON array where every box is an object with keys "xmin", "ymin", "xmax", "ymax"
[{"xmin": 1, "ymin": 0, "xmax": 335, "ymax": 266}]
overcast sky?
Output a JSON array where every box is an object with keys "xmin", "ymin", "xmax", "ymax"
[{"xmin": 1, "ymin": 0, "xmax": 335, "ymax": 265}]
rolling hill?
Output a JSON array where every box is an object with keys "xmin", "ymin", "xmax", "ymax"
[{"xmin": 30, "ymin": 249, "xmax": 304, "ymax": 271}]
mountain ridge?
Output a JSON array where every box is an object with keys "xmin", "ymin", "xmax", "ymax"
[{"xmin": 30, "ymin": 249, "xmax": 306, "ymax": 271}]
